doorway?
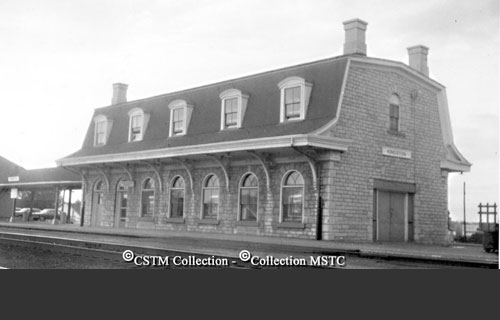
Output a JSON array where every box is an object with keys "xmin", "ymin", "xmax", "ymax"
[
  {"xmin": 374, "ymin": 190, "xmax": 414, "ymax": 242},
  {"xmin": 91, "ymin": 181, "xmax": 105, "ymax": 227},
  {"xmin": 114, "ymin": 181, "xmax": 128, "ymax": 228}
]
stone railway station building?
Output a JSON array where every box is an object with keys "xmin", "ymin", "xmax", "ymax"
[{"xmin": 56, "ymin": 19, "xmax": 470, "ymax": 244}]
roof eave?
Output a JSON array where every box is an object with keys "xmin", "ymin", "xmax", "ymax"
[
  {"xmin": 0, "ymin": 181, "xmax": 82, "ymax": 188},
  {"xmin": 56, "ymin": 134, "xmax": 351, "ymax": 167},
  {"xmin": 440, "ymin": 159, "xmax": 472, "ymax": 173}
]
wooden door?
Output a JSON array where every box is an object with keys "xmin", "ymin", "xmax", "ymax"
[
  {"xmin": 377, "ymin": 191, "xmax": 406, "ymax": 242},
  {"xmin": 115, "ymin": 184, "xmax": 128, "ymax": 228},
  {"xmin": 91, "ymin": 182, "xmax": 104, "ymax": 227}
]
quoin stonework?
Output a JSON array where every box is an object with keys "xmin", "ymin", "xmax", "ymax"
[{"xmin": 56, "ymin": 18, "xmax": 471, "ymax": 245}]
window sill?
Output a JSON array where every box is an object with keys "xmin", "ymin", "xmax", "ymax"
[
  {"xmin": 220, "ymin": 126, "xmax": 240, "ymax": 131},
  {"xmin": 387, "ymin": 130, "xmax": 406, "ymax": 138},
  {"xmin": 279, "ymin": 118, "xmax": 304, "ymax": 125},
  {"xmin": 168, "ymin": 133, "xmax": 186, "ymax": 138},
  {"xmin": 165, "ymin": 217, "xmax": 185, "ymax": 224},
  {"xmin": 235, "ymin": 220, "xmax": 259, "ymax": 227},
  {"xmin": 197, "ymin": 219, "xmax": 220, "ymax": 225},
  {"xmin": 138, "ymin": 216, "xmax": 154, "ymax": 222},
  {"xmin": 277, "ymin": 222, "xmax": 305, "ymax": 229}
]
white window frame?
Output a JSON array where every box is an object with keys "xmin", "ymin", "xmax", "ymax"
[
  {"xmin": 278, "ymin": 77, "xmax": 312, "ymax": 123},
  {"xmin": 128, "ymin": 108, "xmax": 150, "ymax": 142},
  {"xmin": 93, "ymin": 115, "xmax": 113, "ymax": 146},
  {"xmin": 219, "ymin": 89, "xmax": 249, "ymax": 130},
  {"xmin": 279, "ymin": 170, "xmax": 305, "ymax": 223},
  {"xmin": 168, "ymin": 100, "xmax": 194, "ymax": 137},
  {"xmin": 171, "ymin": 107, "xmax": 185, "ymax": 136}
]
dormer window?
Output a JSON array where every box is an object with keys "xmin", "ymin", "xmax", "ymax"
[
  {"xmin": 93, "ymin": 115, "xmax": 113, "ymax": 146},
  {"xmin": 219, "ymin": 89, "xmax": 249, "ymax": 130},
  {"xmin": 168, "ymin": 100, "xmax": 194, "ymax": 137},
  {"xmin": 284, "ymin": 86, "xmax": 301, "ymax": 120},
  {"xmin": 130, "ymin": 114, "xmax": 142, "ymax": 141},
  {"xmin": 278, "ymin": 77, "xmax": 312, "ymax": 123},
  {"xmin": 224, "ymin": 98, "xmax": 238, "ymax": 128},
  {"xmin": 127, "ymin": 108, "xmax": 150, "ymax": 142},
  {"xmin": 172, "ymin": 107, "xmax": 184, "ymax": 135},
  {"xmin": 95, "ymin": 120, "xmax": 106, "ymax": 145}
]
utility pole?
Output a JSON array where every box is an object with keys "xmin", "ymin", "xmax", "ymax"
[{"xmin": 463, "ymin": 181, "xmax": 467, "ymax": 241}]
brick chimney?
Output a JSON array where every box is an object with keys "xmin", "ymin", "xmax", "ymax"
[
  {"xmin": 407, "ymin": 45, "xmax": 429, "ymax": 76},
  {"xmin": 343, "ymin": 18, "xmax": 368, "ymax": 56},
  {"xmin": 112, "ymin": 83, "xmax": 128, "ymax": 105}
]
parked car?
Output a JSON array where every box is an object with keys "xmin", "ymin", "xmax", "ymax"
[
  {"xmin": 14, "ymin": 208, "xmax": 41, "ymax": 217},
  {"xmin": 32, "ymin": 209, "xmax": 62, "ymax": 221}
]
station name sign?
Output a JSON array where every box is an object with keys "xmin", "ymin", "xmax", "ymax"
[
  {"xmin": 8, "ymin": 176, "xmax": 19, "ymax": 182},
  {"xmin": 382, "ymin": 147, "xmax": 412, "ymax": 159}
]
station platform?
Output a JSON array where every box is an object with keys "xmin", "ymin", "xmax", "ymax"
[{"xmin": 0, "ymin": 220, "xmax": 498, "ymax": 268}]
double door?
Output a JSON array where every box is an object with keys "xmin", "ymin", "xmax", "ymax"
[{"xmin": 375, "ymin": 191, "xmax": 413, "ymax": 242}]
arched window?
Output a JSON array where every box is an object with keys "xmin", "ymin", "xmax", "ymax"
[
  {"xmin": 202, "ymin": 174, "xmax": 219, "ymax": 219},
  {"xmin": 281, "ymin": 171, "xmax": 304, "ymax": 223},
  {"xmin": 389, "ymin": 94, "xmax": 400, "ymax": 131},
  {"xmin": 94, "ymin": 180, "xmax": 104, "ymax": 205},
  {"xmin": 239, "ymin": 173, "xmax": 258, "ymax": 221},
  {"xmin": 170, "ymin": 176, "xmax": 185, "ymax": 218},
  {"xmin": 141, "ymin": 178, "xmax": 155, "ymax": 217}
]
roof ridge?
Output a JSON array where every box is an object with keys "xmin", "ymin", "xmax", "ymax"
[{"xmin": 95, "ymin": 55, "xmax": 349, "ymax": 111}]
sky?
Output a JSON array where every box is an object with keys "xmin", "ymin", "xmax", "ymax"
[{"xmin": 0, "ymin": 0, "xmax": 498, "ymax": 223}]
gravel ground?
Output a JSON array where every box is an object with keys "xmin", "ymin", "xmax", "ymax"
[{"xmin": 0, "ymin": 242, "xmax": 134, "ymax": 269}]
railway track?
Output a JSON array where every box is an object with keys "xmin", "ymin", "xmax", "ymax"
[
  {"xmin": 0, "ymin": 231, "xmax": 256, "ymax": 269},
  {"xmin": 0, "ymin": 231, "xmax": 353, "ymax": 269},
  {"xmin": 0, "ymin": 230, "xmax": 496, "ymax": 269}
]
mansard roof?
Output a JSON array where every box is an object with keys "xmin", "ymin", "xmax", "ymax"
[
  {"xmin": 57, "ymin": 53, "xmax": 470, "ymax": 173},
  {"xmin": 62, "ymin": 56, "xmax": 349, "ymax": 160}
]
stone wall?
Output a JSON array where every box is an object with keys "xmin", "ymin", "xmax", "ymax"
[
  {"xmin": 82, "ymin": 159, "xmax": 319, "ymax": 239},
  {"xmin": 323, "ymin": 63, "xmax": 449, "ymax": 244}
]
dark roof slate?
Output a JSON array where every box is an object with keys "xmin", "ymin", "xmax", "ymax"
[{"xmin": 64, "ymin": 56, "xmax": 349, "ymax": 159}]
